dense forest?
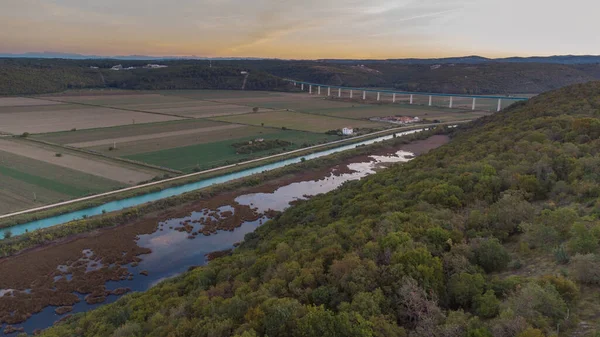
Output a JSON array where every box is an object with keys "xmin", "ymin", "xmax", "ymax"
[
  {"xmin": 36, "ymin": 81, "xmax": 600, "ymax": 337},
  {"xmin": 0, "ymin": 58, "xmax": 291, "ymax": 95},
  {"xmin": 2, "ymin": 57, "xmax": 600, "ymax": 96}
]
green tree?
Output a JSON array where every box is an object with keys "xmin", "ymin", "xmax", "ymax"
[
  {"xmin": 474, "ymin": 290, "xmax": 500, "ymax": 318},
  {"xmin": 473, "ymin": 238, "xmax": 510, "ymax": 273},
  {"xmin": 447, "ymin": 272, "xmax": 485, "ymax": 308},
  {"xmin": 568, "ymin": 222, "xmax": 599, "ymax": 254}
]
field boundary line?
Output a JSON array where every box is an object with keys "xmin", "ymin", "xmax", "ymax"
[
  {"xmin": 18, "ymin": 137, "xmax": 182, "ymax": 175},
  {"xmin": 0, "ymin": 121, "xmax": 469, "ymax": 220},
  {"xmin": 32, "ymin": 97, "xmax": 195, "ymax": 120},
  {"xmin": 65, "ymin": 124, "xmax": 245, "ymax": 148},
  {"xmin": 162, "ymin": 92, "xmax": 283, "ymax": 110}
]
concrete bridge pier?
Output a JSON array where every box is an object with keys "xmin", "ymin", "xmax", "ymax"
[
  {"xmin": 309, "ymin": 85, "xmax": 312, "ymax": 94},
  {"xmin": 449, "ymin": 97, "xmax": 453, "ymax": 108},
  {"xmin": 363, "ymin": 91, "xmax": 366, "ymax": 100},
  {"xmin": 392, "ymin": 93, "xmax": 396, "ymax": 103},
  {"xmin": 318, "ymin": 86, "xmax": 321, "ymax": 95},
  {"xmin": 472, "ymin": 98, "xmax": 477, "ymax": 110},
  {"xmin": 377, "ymin": 92, "xmax": 380, "ymax": 101},
  {"xmin": 338, "ymin": 88, "xmax": 341, "ymax": 97},
  {"xmin": 328, "ymin": 87, "xmax": 331, "ymax": 96},
  {"xmin": 350, "ymin": 90, "xmax": 353, "ymax": 99},
  {"xmin": 429, "ymin": 95, "xmax": 432, "ymax": 106},
  {"xmin": 301, "ymin": 83, "xmax": 304, "ymax": 91},
  {"xmin": 410, "ymin": 94, "xmax": 413, "ymax": 104},
  {"xmin": 497, "ymin": 99, "xmax": 502, "ymax": 112}
]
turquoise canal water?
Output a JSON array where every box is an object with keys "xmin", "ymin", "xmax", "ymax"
[{"xmin": 1, "ymin": 129, "xmax": 424, "ymax": 238}]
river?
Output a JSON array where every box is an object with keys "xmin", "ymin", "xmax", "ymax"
[
  {"xmin": 0, "ymin": 132, "xmax": 449, "ymax": 336},
  {"xmin": 1, "ymin": 129, "xmax": 426, "ymax": 238}
]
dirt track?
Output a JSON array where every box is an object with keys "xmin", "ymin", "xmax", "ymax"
[{"xmin": 0, "ymin": 139, "xmax": 155, "ymax": 184}]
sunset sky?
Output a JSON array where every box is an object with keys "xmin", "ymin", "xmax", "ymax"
[{"xmin": 1, "ymin": 0, "xmax": 597, "ymax": 59}]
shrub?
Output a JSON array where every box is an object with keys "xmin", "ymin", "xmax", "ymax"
[
  {"xmin": 473, "ymin": 238, "xmax": 510, "ymax": 273},
  {"xmin": 516, "ymin": 328, "xmax": 545, "ymax": 337},
  {"xmin": 252, "ymin": 107, "xmax": 259, "ymax": 113},
  {"xmin": 474, "ymin": 290, "xmax": 500, "ymax": 318},
  {"xmin": 504, "ymin": 282, "xmax": 567, "ymax": 329},
  {"xmin": 570, "ymin": 254, "xmax": 600, "ymax": 284},
  {"xmin": 447, "ymin": 272, "xmax": 485, "ymax": 308},
  {"xmin": 553, "ymin": 245, "xmax": 570, "ymax": 264},
  {"xmin": 55, "ymin": 153, "xmax": 63, "ymax": 157},
  {"xmin": 71, "ymin": 128, "xmax": 77, "ymax": 131},
  {"xmin": 467, "ymin": 328, "xmax": 493, "ymax": 337},
  {"xmin": 3, "ymin": 230, "xmax": 12, "ymax": 239},
  {"xmin": 537, "ymin": 275, "xmax": 579, "ymax": 305},
  {"xmin": 568, "ymin": 222, "xmax": 599, "ymax": 254},
  {"xmin": 510, "ymin": 259, "xmax": 523, "ymax": 270},
  {"xmin": 21, "ymin": 132, "xmax": 29, "ymax": 137}
]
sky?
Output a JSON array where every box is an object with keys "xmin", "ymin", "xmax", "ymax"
[{"xmin": 0, "ymin": 0, "xmax": 598, "ymax": 59}]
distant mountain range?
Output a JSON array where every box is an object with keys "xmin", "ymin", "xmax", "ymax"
[
  {"xmin": 321, "ymin": 55, "xmax": 600, "ymax": 65},
  {"xmin": 1, "ymin": 52, "xmax": 600, "ymax": 65},
  {"xmin": 0, "ymin": 52, "xmax": 270, "ymax": 61}
]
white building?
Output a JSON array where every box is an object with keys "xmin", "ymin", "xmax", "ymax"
[
  {"xmin": 111, "ymin": 65, "xmax": 123, "ymax": 71},
  {"xmin": 145, "ymin": 64, "xmax": 168, "ymax": 69},
  {"xmin": 342, "ymin": 127, "xmax": 354, "ymax": 136}
]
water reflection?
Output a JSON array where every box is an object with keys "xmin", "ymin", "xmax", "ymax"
[
  {"xmin": 236, "ymin": 150, "xmax": 413, "ymax": 212},
  {"xmin": 2, "ymin": 149, "xmax": 415, "ymax": 336}
]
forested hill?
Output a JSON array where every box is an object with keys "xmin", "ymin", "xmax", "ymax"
[
  {"xmin": 2, "ymin": 57, "xmax": 600, "ymax": 95},
  {"xmin": 41, "ymin": 82, "xmax": 600, "ymax": 337},
  {"xmin": 249, "ymin": 61, "xmax": 600, "ymax": 95},
  {"xmin": 0, "ymin": 58, "xmax": 291, "ymax": 96}
]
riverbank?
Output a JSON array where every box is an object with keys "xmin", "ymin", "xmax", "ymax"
[
  {"xmin": 0, "ymin": 134, "xmax": 449, "ymax": 332},
  {"xmin": 0, "ymin": 122, "xmax": 462, "ymax": 230}
]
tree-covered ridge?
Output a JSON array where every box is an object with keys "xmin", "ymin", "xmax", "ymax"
[
  {"xmin": 3, "ymin": 57, "xmax": 600, "ymax": 95},
  {"xmin": 41, "ymin": 82, "xmax": 600, "ymax": 337},
  {"xmin": 0, "ymin": 59, "xmax": 291, "ymax": 95}
]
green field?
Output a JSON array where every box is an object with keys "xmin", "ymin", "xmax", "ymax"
[
  {"xmin": 212, "ymin": 110, "xmax": 388, "ymax": 132},
  {"xmin": 125, "ymin": 130, "xmax": 339, "ymax": 172},
  {"xmin": 0, "ymin": 151, "xmax": 124, "ymax": 214}
]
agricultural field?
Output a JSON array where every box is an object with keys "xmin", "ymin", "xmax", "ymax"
[
  {"xmin": 0, "ymin": 149, "xmax": 126, "ymax": 214},
  {"xmin": 0, "ymin": 88, "xmax": 494, "ymax": 214},
  {"xmin": 125, "ymin": 129, "xmax": 339, "ymax": 172},
  {"xmin": 0, "ymin": 139, "xmax": 160, "ymax": 184},
  {"xmin": 212, "ymin": 110, "xmax": 388, "ymax": 132},
  {"xmin": 0, "ymin": 97, "xmax": 181, "ymax": 134}
]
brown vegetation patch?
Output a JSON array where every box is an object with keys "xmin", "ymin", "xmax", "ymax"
[
  {"xmin": 54, "ymin": 306, "xmax": 73, "ymax": 315},
  {"xmin": 3, "ymin": 325, "xmax": 25, "ymax": 334}
]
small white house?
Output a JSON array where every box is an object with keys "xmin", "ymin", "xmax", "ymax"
[
  {"xmin": 342, "ymin": 127, "xmax": 354, "ymax": 136},
  {"xmin": 111, "ymin": 65, "xmax": 123, "ymax": 71}
]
